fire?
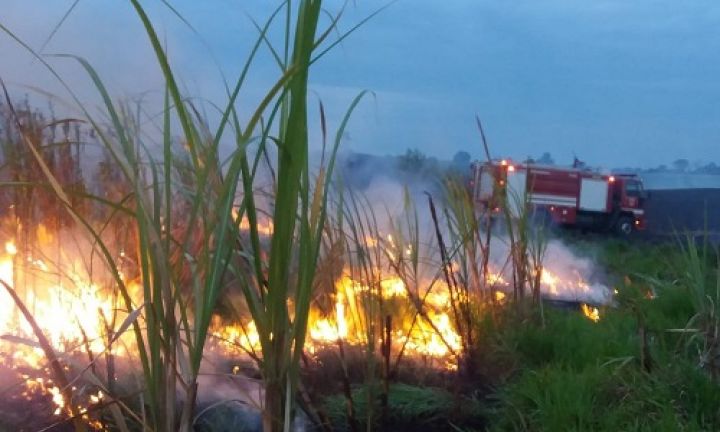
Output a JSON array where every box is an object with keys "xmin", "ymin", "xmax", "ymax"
[
  {"xmin": 0, "ymin": 252, "xmax": 15, "ymax": 332},
  {"xmin": 581, "ymin": 303, "xmax": 600, "ymax": 322},
  {"xmin": 540, "ymin": 269, "xmax": 559, "ymax": 291},
  {"xmin": 0, "ymin": 243, "xmax": 132, "ymax": 356},
  {"xmin": 309, "ymin": 317, "xmax": 345, "ymax": 344},
  {"xmin": 305, "ymin": 293, "xmax": 350, "ymax": 344},
  {"xmin": 0, "ymin": 235, "xmax": 138, "ymax": 429},
  {"xmin": 335, "ymin": 293, "xmax": 348, "ymax": 339},
  {"xmin": 310, "ymin": 273, "xmax": 463, "ymax": 367},
  {"xmin": 217, "ymin": 272, "xmax": 465, "ymax": 368},
  {"xmin": 536, "ymin": 268, "xmax": 597, "ymax": 301},
  {"xmin": 0, "ymin": 231, "xmax": 605, "ymax": 374},
  {"xmin": 487, "ymin": 272, "xmax": 508, "ymax": 287},
  {"xmin": 364, "ymin": 235, "xmax": 379, "ymax": 248},
  {"xmin": 233, "ymin": 207, "xmax": 274, "ymax": 236},
  {"xmin": 0, "ymin": 220, "xmax": 610, "ymax": 427},
  {"xmin": 5, "ymin": 241, "xmax": 17, "ymax": 255},
  {"xmin": 211, "ymin": 317, "xmax": 261, "ymax": 352},
  {"xmin": 380, "ymin": 277, "xmax": 407, "ymax": 297},
  {"xmin": 399, "ymin": 313, "xmax": 462, "ymax": 358}
]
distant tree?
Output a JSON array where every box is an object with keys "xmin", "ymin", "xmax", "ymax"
[
  {"xmin": 537, "ymin": 152, "xmax": 555, "ymax": 165},
  {"xmin": 673, "ymin": 158, "xmax": 690, "ymax": 172},
  {"xmin": 646, "ymin": 164, "xmax": 669, "ymax": 173},
  {"xmin": 452, "ymin": 150, "xmax": 471, "ymax": 167},
  {"xmin": 398, "ymin": 148, "xmax": 427, "ymax": 173},
  {"xmin": 698, "ymin": 162, "xmax": 720, "ymax": 174}
]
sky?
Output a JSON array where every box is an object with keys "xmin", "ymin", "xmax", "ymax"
[{"xmin": 1, "ymin": 0, "xmax": 719, "ymax": 167}]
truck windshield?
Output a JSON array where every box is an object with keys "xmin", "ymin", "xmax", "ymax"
[{"xmin": 625, "ymin": 181, "xmax": 642, "ymax": 197}]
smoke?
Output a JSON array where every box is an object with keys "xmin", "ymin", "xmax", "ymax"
[
  {"xmin": 484, "ymin": 235, "xmax": 611, "ymax": 305},
  {"xmin": 537, "ymin": 240, "xmax": 611, "ymax": 304},
  {"xmin": 340, "ymin": 162, "xmax": 613, "ymax": 305}
]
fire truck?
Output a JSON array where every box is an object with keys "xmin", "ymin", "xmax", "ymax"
[{"xmin": 470, "ymin": 160, "xmax": 648, "ymax": 235}]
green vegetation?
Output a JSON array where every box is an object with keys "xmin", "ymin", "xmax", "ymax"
[
  {"xmin": 323, "ymin": 383, "xmax": 483, "ymax": 432},
  {"xmin": 1, "ymin": 1, "xmax": 366, "ymax": 431},
  {"xmin": 487, "ymin": 239, "xmax": 720, "ymax": 431}
]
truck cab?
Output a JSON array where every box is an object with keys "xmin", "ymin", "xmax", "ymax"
[{"xmin": 610, "ymin": 175, "xmax": 647, "ymax": 233}]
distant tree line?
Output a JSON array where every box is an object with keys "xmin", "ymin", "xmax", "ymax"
[
  {"xmin": 340, "ymin": 149, "xmax": 720, "ymax": 194},
  {"xmin": 615, "ymin": 158, "xmax": 720, "ymax": 175}
]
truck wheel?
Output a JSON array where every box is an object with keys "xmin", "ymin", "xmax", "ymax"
[{"xmin": 615, "ymin": 216, "xmax": 634, "ymax": 236}]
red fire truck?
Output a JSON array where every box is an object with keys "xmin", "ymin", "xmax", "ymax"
[{"xmin": 470, "ymin": 160, "xmax": 648, "ymax": 235}]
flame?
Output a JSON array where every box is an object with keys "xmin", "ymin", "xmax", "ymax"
[
  {"xmin": 0, "ymin": 221, "xmax": 608, "ymax": 427},
  {"xmin": 0, "ymin": 250, "xmax": 15, "ymax": 332},
  {"xmin": 233, "ymin": 208, "xmax": 274, "ymax": 236},
  {"xmin": 211, "ymin": 318, "xmax": 261, "ymax": 352},
  {"xmin": 0, "ymin": 235, "xmax": 135, "ymax": 429},
  {"xmin": 581, "ymin": 304, "xmax": 600, "ymax": 322},
  {"xmin": 0, "ymin": 245, "xmax": 132, "ymax": 357},
  {"xmin": 307, "ymin": 273, "xmax": 463, "ymax": 368},
  {"xmin": 306, "ymin": 293, "xmax": 349, "ymax": 344},
  {"xmin": 364, "ymin": 235, "xmax": 379, "ymax": 248},
  {"xmin": 335, "ymin": 293, "xmax": 348, "ymax": 340},
  {"xmin": 5, "ymin": 241, "xmax": 17, "ymax": 255},
  {"xmin": 540, "ymin": 269, "xmax": 560, "ymax": 294},
  {"xmin": 380, "ymin": 277, "xmax": 407, "ymax": 297},
  {"xmin": 309, "ymin": 317, "xmax": 343, "ymax": 343},
  {"xmin": 537, "ymin": 268, "xmax": 596, "ymax": 301},
  {"xmin": 487, "ymin": 272, "xmax": 509, "ymax": 287},
  {"xmin": 210, "ymin": 270, "xmax": 464, "ymax": 368}
]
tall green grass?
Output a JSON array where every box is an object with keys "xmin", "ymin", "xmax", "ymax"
[
  {"xmin": 487, "ymin": 238, "xmax": 720, "ymax": 431},
  {"xmin": 490, "ymin": 308, "xmax": 720, "ymax": 431},
  {"xmin": 672, "ymin": 232, "xmax": 720, "ymax": 381},
  {"xmin": 0, "ymin": 1, "xmax": 376, "ymax": 431}
]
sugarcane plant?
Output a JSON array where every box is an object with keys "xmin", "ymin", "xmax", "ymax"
[{"xmin": 0, "ymin": 1, "xmax": 376, "ymax": 431}]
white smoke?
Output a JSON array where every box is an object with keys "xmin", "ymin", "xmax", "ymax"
[
  {"xmin": 354, "ymin": 173, "xmax": 613, "ymax": 305},
  {"xmin": 540, "ymin": 240, "xmax": 611, "ymax": 304}
]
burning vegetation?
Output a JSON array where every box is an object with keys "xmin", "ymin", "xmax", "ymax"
[
  {"xmin": 0, "ymin": 95, "xmax": 612, "ymax": 432},
  {"xmin": 0, "ymin": 107, "xmax": 609, "ymax": 429},
  {"xmin": 0, "ymin": 81, "xmax": 716, "ymax": 432},
  {"xmin": 1, "ymin": 3, "xmax": 718, "ymax": 431}
]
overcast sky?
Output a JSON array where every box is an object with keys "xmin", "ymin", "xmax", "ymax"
[{"xmin": 1, "ymin": 0, "xmax": 719, "ymax": 167}]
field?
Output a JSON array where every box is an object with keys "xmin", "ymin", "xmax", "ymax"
[
  {"xmin": 640, "ymin": 188, "xmax": 720, "ymax": 242},
  {"xmin": 0, "ymin": 2, "xmax": 719, "ymax": 432}
]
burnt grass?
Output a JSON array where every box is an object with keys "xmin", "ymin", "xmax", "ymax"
[{"xmin": 0, "ymin": 362, "xmax": 75, "ymax": 432}]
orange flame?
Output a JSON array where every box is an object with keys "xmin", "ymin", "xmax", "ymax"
[{"xmin": 581, "ymin": 304, "xmax": 600, "ymax": 322}]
